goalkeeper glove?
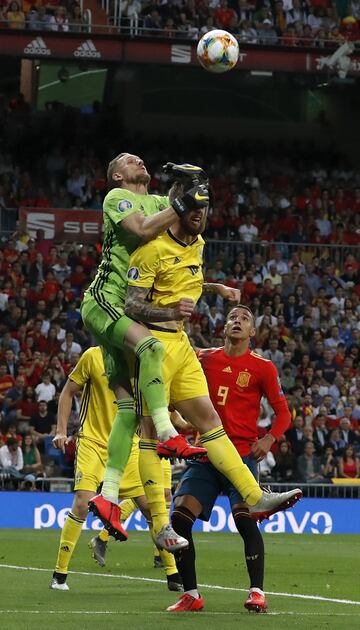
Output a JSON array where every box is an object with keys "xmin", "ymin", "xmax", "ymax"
[
  {"xmin": 163, "ymin": 162, "xmax": 208, "ymax": 186},
  {"xmin": 171, "ymin": 183, "xmax": 209, "ymax": 217}
]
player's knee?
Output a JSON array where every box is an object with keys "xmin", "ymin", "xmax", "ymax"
[
  {"xmin": 73, "ymin": 491, "xmax": 91, "ymax": 520},
  {"xmin": 172, "ymin": 505, "xmax": 196, "ymax": 538},
  {"xmin": 138, "ymin": 337, "xmax": 165, "ymax": 362}
]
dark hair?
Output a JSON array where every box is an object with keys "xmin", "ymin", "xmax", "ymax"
[
  {"xmin": 227, "ymin": 304, "xmax": 255, "ymax": 326},
  {"xmin": 7, "ymin": 437, "xmax": 18, "ymax": 447}
]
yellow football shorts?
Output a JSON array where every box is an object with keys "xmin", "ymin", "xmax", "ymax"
[
  {"xmin": 74, "ymin": 434, "xmax": 171, "ymax": 495},
  {"xmin": 135, "ymin": 329, "xmax": 209, "ymax": 417}
]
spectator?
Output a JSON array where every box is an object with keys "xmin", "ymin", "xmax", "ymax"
[
  {"xmin": 49, "ymin": 6, "xmax": 69, "ymax": 32},
  {"xmin": 0, "ymin": 437, "xmax": 24, "ymax": 479},
  {"xmin": 30, "ymin": 400, "xmax": 56, "ymax": 444},
  {"xmin": 2, "ymin": 375, "xmax": 26, "ymax": 422},
  {"xmin": 320, "ymin": 445, "xmax": 338, "ymax": 480},
  {"xmin": 297, "ymin": 441, "xmax": 325, "ymax": 483},
  {"xmin": 0, "ymin": 362, "xmax": 15, "ymax": 405},
  {"xmin": 337, "ymin": 444, "xmax": 360, "ymax": 479},
  {"xmin": 69, "ymin": 4, "xmax": 87, "ymax": 32},
  {"xmin": 263, "ymin": 337, "xmax": 284, "ymax": 371},
  {"xmin": 313, "ymin": 414, "xmax": 329, "ymax": 453},
  {"xmin": 238, "ymin": 213, "xmax": 259, "ymax": 242},
  {"xmin": 327, "ymin": 428, "xmax": 346, "ymax": 456},
  {"xmin": 35, "ymin": 373, "xmax": 56, "ymax": 403},
  {"xmin": 339, "ymin": 417, "xmax": 358, "ymax": 445},
  {"xmin": 259, "ymin": 449, "xmax": 276, "ymax": 482},
  {"xmin": 15, "ymin": 385, "xmax": 38, "ymax": 433},
  {"xmin": 61, "ymin": 332, "xmax": 82, "ymax": 358},
  {"xmin": 273, "ymin": 440, "xmax": 296, "ymax": 481},
  {"xmin": 22, "ymin": 433, "xmax": 43, "ymax": 477},
  {"xmin": 6, "ymin": 1, "xmax": 25, "ymax": 29},
  {"xmin": 285, "ymin": 415, "xmax": 305, "ymax": 456}
]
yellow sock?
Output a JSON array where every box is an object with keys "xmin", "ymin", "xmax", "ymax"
[
  {"xmin": 149, "ymin": 522, "xmax": 178, "ymax": 576},
  {"xmin": 98, "ymin": 528, "xmax": 110, "ymax": 542},
  {"xmin": 138, "ymin": 439, "xmax": 168, "ymax": 534},
  {"xmin": 200, "ymin": 427, "xmax": 262, "ymax": 506},
  {"xmin": 55, "ymin": 511, "xmax": 84, "ymax": 574},
  {"xmin": 119, "ymin": 498, "xmax": 138, "ymax": 521}
]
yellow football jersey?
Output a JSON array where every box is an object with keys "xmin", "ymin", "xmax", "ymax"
[
  {"xmin": 127, "ymin": 229, "xmax": 205, "ymax": 309},
  {"xmin": 69, "ymin": 346, "xmax": 117, "ymax": 446}
]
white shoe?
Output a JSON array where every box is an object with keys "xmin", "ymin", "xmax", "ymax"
[
  {"xmin": 154, "ymin": 524, "xmax": 189, "ymax": 553},
  {"xmin": 49, "ymin": 576, "xmax": 69, "ymax": 591},
  {"xmin": 249, "ymin": 488, "xmax": 302, "ymax": 522}
]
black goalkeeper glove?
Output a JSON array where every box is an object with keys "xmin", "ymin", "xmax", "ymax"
[
  {"xmin": 171, "ymin": 183, "xmax": 209, "ymax": 217},
  {"xmin": 163, "ymin": 162, "xmax": 208, "ymax": 186}
]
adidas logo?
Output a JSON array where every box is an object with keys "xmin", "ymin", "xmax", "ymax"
[
  {"xmin": 24, "ymin": 36, "xmax": 50, "ymax": 56},
  {"xmin": 174, "ymin": 257, "xmax": 181, "ymax": 264},
  {"xmin": 148, "ymin": 378, "xmax": 162, "ymax": 386},
  {"xmin": 144, "ymin": 479, "xmax": 156, "ymax": 487},
  {"xmin": 222, "ymin": 366, "xmax": 232, "ymax": 373},
  {"xmin": 60, "ymin": 545, "xmax": 70, "ymax": 552},
  {"xmin": 74, "ymin": 39, "xmax": 101, "ymax": 58}
]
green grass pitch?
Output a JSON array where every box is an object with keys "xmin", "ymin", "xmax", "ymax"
[{"xmin": 0, "ymin": 530, "xmax": 359, "ymax": 630}]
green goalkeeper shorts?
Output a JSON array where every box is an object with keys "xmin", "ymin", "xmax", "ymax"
[{"xmin": 81, "ymin": 290, "xmax": 135, "ymax": 387}]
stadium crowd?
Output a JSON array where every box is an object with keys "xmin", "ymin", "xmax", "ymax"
[
  {"xmin": 0, "ymin": 107, "xmax": 360, "ymax": 488},
  {"xmin": 0, "ymin": 0, "xmax": 360, "ymax": 47}
]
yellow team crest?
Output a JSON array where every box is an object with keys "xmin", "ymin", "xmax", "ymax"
[{"xmin": 236, "ymin": 371, "xmax": 251, "ymax": 387}]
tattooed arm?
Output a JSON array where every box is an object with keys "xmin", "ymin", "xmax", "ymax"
[{"xmin": 125, "ymin": 286, "xmax": 195, "ymax": 323}]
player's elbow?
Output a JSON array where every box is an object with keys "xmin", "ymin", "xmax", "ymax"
[{"xmin": 139, "ymin": 226, "xmax": 159, "ymax": 243}]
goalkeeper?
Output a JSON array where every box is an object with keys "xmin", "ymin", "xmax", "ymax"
[{"xmin": 74, "ymin": 154, "xmax": 209, "ymax": 550}]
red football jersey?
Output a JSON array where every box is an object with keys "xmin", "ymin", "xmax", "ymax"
[{"xmin": 198, "ymin": 347, "xmax": 291, "ymax": 456}]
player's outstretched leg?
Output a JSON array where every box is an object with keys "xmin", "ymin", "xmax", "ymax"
[{"xmin": 176, "ymin": 398, "xmax": 302, "ymax": 518}]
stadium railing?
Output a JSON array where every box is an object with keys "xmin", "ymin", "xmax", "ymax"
[
  {"xmin": 1, "ymin": 476, "xmax": 359, "ymax": 498},
  {"xmin": 205, "ymin": 239, "xmax": 360, "ymax": 268}
]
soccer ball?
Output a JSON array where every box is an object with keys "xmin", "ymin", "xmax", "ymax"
[{"xmin": 197, "ymin": 29, "xmax": 239, "ymax": 74}]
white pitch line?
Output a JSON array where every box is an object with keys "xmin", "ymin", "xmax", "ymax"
[
  {"xmin": 0, "ymin": 610, "xmax": 358, "ymax": 617},
  {"xmin": 0, "ymin": 563, "xmax": 359, "ymax": 607}
]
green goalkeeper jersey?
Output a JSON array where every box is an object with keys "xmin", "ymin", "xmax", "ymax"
[{"xmin": 88, "ymin": 187, "xmax": 169, "ymax": 303}]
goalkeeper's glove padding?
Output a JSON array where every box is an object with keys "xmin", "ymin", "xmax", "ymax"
[
  {"xmin": 171, "ymin": 184, "xmax": 209, "ymax": 217},
  {"xmin": 163, "ymin": 162, "xmax": 208, "ymax": 185}
]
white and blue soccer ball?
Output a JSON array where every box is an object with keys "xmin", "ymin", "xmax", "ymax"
[{"xmin": 197, "ymin": 29, "xmax": 239, "ymax": 74}]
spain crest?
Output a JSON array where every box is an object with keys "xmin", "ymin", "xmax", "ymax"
[{"xmin": 236, "ymin": 371, "xmax": 251, "ymax": 387}]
